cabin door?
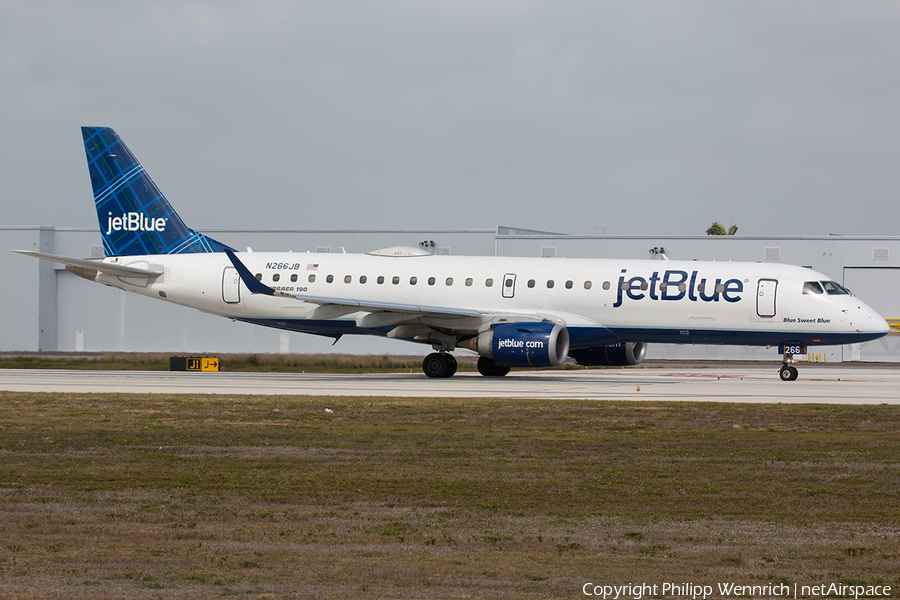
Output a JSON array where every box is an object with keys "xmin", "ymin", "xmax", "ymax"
[
  {"xmin": 756, "ymin": 279, "xmax": 777, "ymax": 318},
  {"xmin": 223, "ymin": 267, "xmax": 241, "ymax": 304}
]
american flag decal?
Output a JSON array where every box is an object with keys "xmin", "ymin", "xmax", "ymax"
[{"xmin": 306, "ymin": 263, "xmax": 319, "ymax": 270}]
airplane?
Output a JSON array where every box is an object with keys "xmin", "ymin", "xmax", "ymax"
[{"xmin": 15, "ymin": 127, "xmax": 890, "ymax": 381}]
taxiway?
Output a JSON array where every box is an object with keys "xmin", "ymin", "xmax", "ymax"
[{"xmin": 0, "ymin": 363, "xmax": 898, "ymax": 403}]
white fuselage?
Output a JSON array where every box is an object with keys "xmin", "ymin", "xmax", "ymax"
[{"xmin": 95, "ymin": 251, "xmax": 889, "ymax": 350}]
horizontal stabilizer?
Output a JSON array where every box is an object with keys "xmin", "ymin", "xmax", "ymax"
[{"xmin": 12, "ymin": 250, "xmax": 164, "ymax": 278}]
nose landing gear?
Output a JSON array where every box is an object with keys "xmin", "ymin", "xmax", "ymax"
[{"xmin": 779, "ymin": 352, "xmax": 799, "ymax": 381}]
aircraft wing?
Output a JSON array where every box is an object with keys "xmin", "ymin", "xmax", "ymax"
[
  {"xmin": 278, "ymin": 292, "xmax": 484, "ymax": 318},
  {"xmin": 13, "ymin": 250, "xmax": 164, "ymax": 277},
  {"xmin": 224, "ymin": 248, "xmax": 549, "ymax": 325}
]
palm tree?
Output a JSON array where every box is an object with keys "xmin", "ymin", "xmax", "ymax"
[{"xmin": 706, "ymin": 221, "xmax": 738, "ymax": 236}]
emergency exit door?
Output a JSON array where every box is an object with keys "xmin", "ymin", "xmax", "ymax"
[
  {"xmin": 757, "ymin": 279, "xmax": 777, "ymax": 317},
  {"xmin": 502, "ymin": 273, "xmax": 517, "ymax": 298}
]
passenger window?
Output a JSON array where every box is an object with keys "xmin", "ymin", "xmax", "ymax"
[
  {"xmin": 360, "ymin": 275, "xmax": 367, "ymax": 284},
  {"xmin": 446, "ymin": 277, "xmax": 454, "ymax": 286},
  {"xmin": 697, "ymin": 283, "xmax": 705, "ymax": 293},
  {"xmin": 565, "ymin": 280, "xmax": 573, "ymax": 289},
  {"xmin": 659, "ymin": 282, "xmax": 667, "ymax": 291},
  {"xmin": 803, "ymin": 281, "xmax": 823, "ymax": 294},
  {"xmin": 679, "ymin": 283, "xmax": 687, "ymax": 292},
  {"xmin": 465, "ymin": 278, "xmax": 473, "ymax": 287},
  {"xmin": 715, "ymin": 283, "xmax": 724, "ymax": 293},
  {"xmin": 585, "ymin": 281, "xmax": 592, "ymax": 290},
  {"xmin": 428, "ymin": 277, "xmax": 436, "ymax": 286},
  {"xmin": 308, "ymin": 274, "xmax": 316, "ymax": 283},
  {"xmin": 290, "ymin": 274, "xmax": 298, "ymax": 282},
  {"xmin": 547, "ymin": 280, "xmax": 555, "ymax": 289},
  {"xmin": 255, "ymin": 273, "xmax": 262, "ymax": 281},
  {"xmin": 344, "ymin": 275, "xmax": 352, "ymax": 284},
  {"xmin": 485, "ymin": 278, "xmax": 494, "ymax": 287},
  {"xmin": 273, "ymin": 273, "xmax": 281, "ymax": 282},
  {"xmin": 640, "ymin": 281, "xmax": 648, "ymax": 291},
  {"xmin": 377, "ymin": 275, "xmax": 384, "ymax": 284},
  {"xmin": 620, "ymin": 281, "xmax": 629, "ymax": 291},
  {"xmin": 527, "ymin": 279, "xmax": 536, "ymax": 288},
  {"xmin": 326, "ymin": 274, "xmax": 334, "ymax": 283},
  {"xmin": 392, "ymin": 276, "xmax": 400, "ymax": 285},
  {"xmin": 410, "ymin": 276, "xmax": 417, "ymax": 285},
  {"xmin": 602, "ymin": 281, "xmax": 609, "ymax": 290},
  {"xmin": 505, "ymin": 278, "xmax": 513, "ymax": 287}
]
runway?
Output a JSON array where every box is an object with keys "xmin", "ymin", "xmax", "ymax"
[{"xmin": 0, "ymin": 363, "xmax": 898, "ymax": 403}]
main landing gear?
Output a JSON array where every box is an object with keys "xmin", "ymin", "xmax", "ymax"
[
  {"xmin": 476, "ymin": 357, "xmax": 510, "ymax": 377},
  {"xmin": 421, "ymin": 354, "xmax": 512, "ymax": 378},
  {"xmin": 423, "ymin": 352, "xmax": 457, "ymax": 378},
  {"xmin": 779, "ymin": 353, "xmax": 799, "ymax": 381}
]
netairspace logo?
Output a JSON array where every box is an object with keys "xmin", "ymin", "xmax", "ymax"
[
  {"xmin": 106, "ymin": 212, "xmax": 167, "ymax": 235},
  {"xmin": 581, "ymin": 581, "xmax": 892, "ymax": 599}
]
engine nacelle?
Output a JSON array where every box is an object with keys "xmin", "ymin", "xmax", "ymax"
[
  {"xmin": 464, "ymin": 322, "xmax": 570, "ymax": 368},
  {"xmin": 569, "ymin": 342, "xmax": 647, "ymax": 367}
]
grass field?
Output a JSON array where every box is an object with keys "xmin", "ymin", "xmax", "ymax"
[
  {"xmin": 0, "ymin": 353, "xmax": 458, "ymax": 373},
  {"xmin": 0, "ymin": 352, "xmax": 610, "ymax": 374},
  {"xmin": 1, "ymin": 391, "xmax": 898, "ymax": 599}
]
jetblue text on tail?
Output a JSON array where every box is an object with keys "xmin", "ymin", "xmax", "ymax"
[{"xmin": 105, "ymin": 212, "xmax": 168, "ymax": 235}]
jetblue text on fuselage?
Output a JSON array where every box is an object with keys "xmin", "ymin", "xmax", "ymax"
[
  {"xmin": 613, "ymin": 269, "xmax": 743, "ymax": 308},
  {"xmin": 106, "ymin": 212, "xmax": 167, "ymax": 235}
]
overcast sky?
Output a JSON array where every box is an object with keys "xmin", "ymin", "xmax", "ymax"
[{"xmin": 2, "ymin": 1, "xmax": 900, "ymax": 237}]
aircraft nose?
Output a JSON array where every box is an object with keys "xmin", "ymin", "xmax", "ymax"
[
  {"xmin": 872, "ymin": 313, "xmax": 890, "ymax": 334},
  {"xmin": 863, "ymin": 304, "xmax": 890, "ymax": 334}
]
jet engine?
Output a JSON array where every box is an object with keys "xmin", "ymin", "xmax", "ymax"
[
  {"xmin": 461, "ymin": 322, "xmax": 570, "ymax": 368},
  {"xmin": 569, "ymin": 342, "xmax": 647, "ymax": 366}
]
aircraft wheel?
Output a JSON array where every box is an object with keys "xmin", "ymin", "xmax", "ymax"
[
  {"xmin": 788, "ymin": 366, "xmax": 799, "ymax": 381},
  {"xmin": 779, "ymin": 364, "xmax": 796, "ymax": 381},
  {"xmin": 445, "ymin": 354, "xmax": 458, "ymax": 377},
  {"xmin": 423, "ymin": 353, "xmax": 451, "ymax": 378},
  {"xmin": 477, "ymin": 357, "xmax": 510, "ymax": 377}
]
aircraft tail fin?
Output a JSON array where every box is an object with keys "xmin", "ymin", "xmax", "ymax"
[{"xmin": 82, "ymin": 127, "xmax": 232, "ymax": 256}]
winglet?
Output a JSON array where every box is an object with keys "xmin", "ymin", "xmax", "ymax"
[{"xmin": 224, "ymin": 248, "xmax": 276, "ymax": 296}]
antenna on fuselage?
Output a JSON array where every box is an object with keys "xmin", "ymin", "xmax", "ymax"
[{"xmin": 649, "ymin": 246, "xmax": 669, "ymax": 260}]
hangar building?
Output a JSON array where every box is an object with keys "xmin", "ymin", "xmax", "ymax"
[{"xmin": 2, "ymin": 226, "xmax": 898, "ymax": 362}]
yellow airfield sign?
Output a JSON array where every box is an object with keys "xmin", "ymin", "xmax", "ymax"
[{"xmin": 170, "ymin": 356, "xmax": 219, "ymax": 372}]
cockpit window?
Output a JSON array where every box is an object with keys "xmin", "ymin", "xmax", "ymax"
[
  {"xmin": 821, "ymin": 281, "xmax": 851, "ymax": 295},
  {"xmin": 803, "ymin": 281, "xmax": 824, "ymax": 295}
]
